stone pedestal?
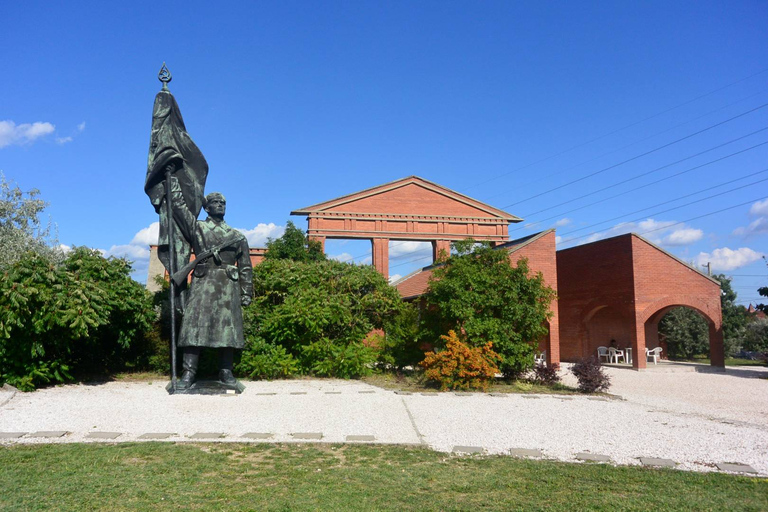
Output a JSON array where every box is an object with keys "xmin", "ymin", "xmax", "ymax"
[{"xmin": 166, "ymin": 379, "xmax": 245, "ymax": 395}]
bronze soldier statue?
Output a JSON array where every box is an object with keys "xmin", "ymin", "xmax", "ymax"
[{"xmin": 166, "ymin": 162, "xmax": 253, "ymax": 388}]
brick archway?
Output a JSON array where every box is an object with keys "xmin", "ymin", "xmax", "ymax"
[
  {"xmin": 291, "ymin": 176, "xmax": 521, "ymax": 279},
  {"xmin": 639, "ymin": 295, "xmax": 724, "ymax": 368}
]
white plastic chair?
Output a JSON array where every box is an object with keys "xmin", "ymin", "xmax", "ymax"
[
  {"xmin": 646, "ymin": 347, "xmax": 662, "ymax": 365},
  {"xmin": 608, "ymin": 347, "xmax": 626, "ymax": 364},
  {"xmin": 535, "ymin": 350, "xmax": 546, "ymax": 365},
  {"xmin": 596, "ymin": 346, "xmax": 610, "ymax": 363}
]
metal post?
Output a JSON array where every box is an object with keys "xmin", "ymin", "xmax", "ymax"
[{"xmin": 165, "ymin": 170, "xmax": 178, "ymax": 392}]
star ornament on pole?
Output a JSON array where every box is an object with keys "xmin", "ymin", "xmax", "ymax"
[{"xmin": 158, "ymin": 62, "xmax": 172, "ymax": 91}]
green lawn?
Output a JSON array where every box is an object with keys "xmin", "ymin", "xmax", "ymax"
[
  {"xmin": 0, "ymin": 443, "xmax": 764, "ymax": 511},
  {"xmin": 669, "ymin": 356, "xmax": 768, "ymax": 367}
]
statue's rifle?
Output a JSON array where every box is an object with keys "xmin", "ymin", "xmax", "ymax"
[{"xmin": 170, "ymin": 235, "xmax": 245, "ymax": 288}]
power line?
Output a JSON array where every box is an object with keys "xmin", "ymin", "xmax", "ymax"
[
  {"xmin": 463, "ymin": 68, "xmax": 768, "ymax": 192},
  {"xmin": 513, "ymin": 132, "xmax": 768, "ymax": 223},
  {"xmin": 559, "ymin": 195, "xmax": 768, "ymax": 246},
  {"xmin": 483, "ymin": 89, "xmax": 768, "ymax": 202},
  {"xmin": 557, "ymin": 174, "xmax": 768, "ymax": 238},
  {"xmin": 501, "ymin": 102, "xmax": 768, "ymax": 209}
]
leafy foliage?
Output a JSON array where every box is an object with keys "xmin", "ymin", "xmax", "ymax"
[
  {"xmin": 658, "ymin": 307, "xmax": 709, "ymax": 359},
  {"xmin": 420, "ymin": 330, "xmax": 500, "ymax": 391},
  {"xmin": 376, "ymin": 302, "xmax": 424, "ymax": 370},
  {"xmin": 757, "ymin": 257, "xmax": 767, "ymax": 313},
  {"xmin": 740, "ymin": 318, "xmax": 768, "ymax": 353},
  {"xmin": 571, "ymin": 356, "xmax": 611, "ymax": 393},
  {"xmin": 0, "ymin": 248, "xmax": 155, "ymax": 390},
  {"xmin": 264, "ymin": 221, "xmax": 325, "ymax": 262},
  {"xmin": 235, "ymin": 337, "xmax": 299, "ymax": 380},
  {"xmin": 531, "ymin": 362, "xmax": 561, "ymax": 386},
  {"xmin": 422, "ymin": 240, "xmax": 556, "ymax": 378},
  {"xmin": 246, "ymin": 258, "xmax": 403, "ymax": 378},
  {"xmin": 0, "ymin": 174, "xmax": 62, "ymax": 269}
]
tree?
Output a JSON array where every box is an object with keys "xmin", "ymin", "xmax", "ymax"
[
  {"xmin": 0, "ymin": 248, "xmax": 155, "ymax": 390},
  {"xmin": 713, "ymin": 274, "xmax": 747, "ymax": 350},
  {"xmin": 658, "ymin": 307, "xmax": 709, "ymax": 359},
  {"xmin": 422, "ymin": 240, "xmax": 556, "ymax": 378},
  {"xmin": 264, "ymin": 221, "xmax": 325, "ymax": 262},
  {"xmin": 0, "ymin": 173, "xmax": 62, "ymax": 268},
  {"xmin": 244, "ymin": 258, "xmax": 404, "ymax": 378},
  {"xmin": 757, "ymin": 257, "xmax": 767, "ymax": 313}
]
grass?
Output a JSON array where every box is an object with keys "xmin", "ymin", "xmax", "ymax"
[
  {"xmin": 0, "ymin": 443, "xmax": 764, "ymax": 511},
  {"xmin": 669, "ymin": 356, "xmax": 768, "ymax": 367},
  {"xmin": 363, "ymin": 370, "xmax": 582, "ymax": 395}
]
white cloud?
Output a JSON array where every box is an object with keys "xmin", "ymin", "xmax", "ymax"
[
  {"xmin": 131, "ymin": 222, "xmax": 160, "ymax": 246},
  {"xmin": 555, "ymin": 235, "xmax": 562, "ymax": 245},
  {"xmin": 390, "ymin": 241, "xmax": 432, "ymax": 259},
  {"xmin": 583, "ymin": 218, "xmax": 701, "ymax": 247},
  {"xmin": 662, "ymin": 228, "xmax": 703, "ymax": 246},
  {"xmin": 553, "ymin": 218, "xmax": 571, "ymax": 227},
  {"xmin": 749, "ymin": 198, "xmax": 768, "ymax": 217},
  {"xmin": 236, "ymin": 223, "xmax": 284, "ymax": 248},
  {"xmin": 55, "ymin": 136, "xmax": 73, "ymax": 145},
  {"xmin": 0, "ymin": 120, "xmax": 55, "ymax": 148},
  {"xmin": 733, "ymin": 217, "xmax": 768, "ymax": 237},
  {"xmin": 694, "ymin": 247, "xmax": 764, "ymax": 271},
  {"xmin": 330, "ymin": 252, "xmax": 355, "ymax": 263},
  {"xmin": 388, "ymin": 273, "xmax": 402, "ymax": 283},
  {"xmin": 77, "ymin": 122, "xmax": 86, "ymax": 132},
  {"xmin": 105, "ymin": 243, "xmax": 150, "ymax": 260}
]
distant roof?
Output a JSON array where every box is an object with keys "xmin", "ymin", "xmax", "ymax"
[{"xmin": 291, "ymin": 175, "xmax": 522, "ymax": 222}]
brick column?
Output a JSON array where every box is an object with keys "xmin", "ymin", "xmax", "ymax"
[
  {"xmin": 432, "ymin": 240, "xmax": 451, "ymax": 263},
  {"xmin": 632, "ymin": 316, "xmax": 647, "ymax": 370},
  {"xmin": 371, "ymin": 238, "xmax": 389, "ymax": 279},
  {"xmin": 309, "ymin": 236, "xmax": 326, "ymax": 253},
  {"xmin": 709, "ymin": 321, "xmax": 725, "ymax": 368},
  {"xmin": 546, "ymin": 303, "xmax": 561, "ymax": 369}
]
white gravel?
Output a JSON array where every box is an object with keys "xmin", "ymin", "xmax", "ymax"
[{"xmin": 1, "ymin": 364, "xmax": 767, "ymax": 476}]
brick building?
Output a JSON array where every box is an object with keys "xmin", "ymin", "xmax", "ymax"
[{"xmin": 147, "ymin": 176, "xmax": 724, "ymax": 369}]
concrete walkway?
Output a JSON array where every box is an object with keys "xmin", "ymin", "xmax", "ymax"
[{"xmin": 1, "ymin": 363, "xmax": 766, "ymax": 477}]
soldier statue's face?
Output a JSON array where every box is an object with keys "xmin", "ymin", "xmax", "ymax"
[{"xmin": 205, "ymin": 196, "xmax": 226, "ymax": 217}]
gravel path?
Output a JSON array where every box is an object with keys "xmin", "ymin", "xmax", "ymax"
[{"xmin": 1, "ymin": 364, "xmax": 766, "ymax": 476}]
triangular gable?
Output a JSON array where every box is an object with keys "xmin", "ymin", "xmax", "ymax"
[
  {"xmin": 631, "ymin": 233, "xmax": 720, "ymax": 286},
  {"xmin": 291, "ymin": 176, "xmax": 521, "ymax": 222}
]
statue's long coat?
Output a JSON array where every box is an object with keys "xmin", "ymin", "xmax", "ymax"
[{"xmin": 170, "ymin": 180, "xmax": 253, "ymax": 348}]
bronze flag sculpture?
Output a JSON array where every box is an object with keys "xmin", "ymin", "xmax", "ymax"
[{"xmin": 145, "ymin": 64, "xmax": 252, "ymax": 394}]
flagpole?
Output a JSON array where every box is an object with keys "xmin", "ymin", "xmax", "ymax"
[{"xmin": 165, "ymin": 169, "xmax": 178, "ymax": 393}]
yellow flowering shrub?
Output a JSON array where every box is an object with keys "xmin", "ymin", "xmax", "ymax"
[{"xmin": 419, "ymin": 330, "xmax": 500, "ymax": 391}]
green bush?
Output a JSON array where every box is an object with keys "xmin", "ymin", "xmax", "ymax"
[
  {"xmin": 0, "ymin": 248, "xmax": 154, "ymax": 390},
  {"xmin": 422, "ymin": 240, "xmax": 555, "ymax": 379},
  {"xmin": 248, "ymin": 258, "xmax": 403, "ymax": 378},
  {"xmin": 236, "ymin": 337, "xmax": 299, "ymax": 380},
  {"xmin": 377, "ymin": 303, "xmax": 424, "ymax": 370}
]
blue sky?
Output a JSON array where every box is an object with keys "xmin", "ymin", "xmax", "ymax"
[{"xmin": 1, "ymin": 1, "xmax": 766, "ymax": 305}]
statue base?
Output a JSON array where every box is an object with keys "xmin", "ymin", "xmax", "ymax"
[{"xmin": 166, "ymin": 379, "xmax": 246, "ymax": 395}]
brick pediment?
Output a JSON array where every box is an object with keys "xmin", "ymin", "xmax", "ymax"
[{"xmin": 291, "ymin": 176, "xmax": 521, "ymax": 222}]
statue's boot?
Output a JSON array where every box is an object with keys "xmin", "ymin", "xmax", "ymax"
[
  {"xmin": 179, "ymin": 348, "xmax": 200, "ymax": 389},
  {"xmin": 218, "ymin": 348, "xmax": 238, "ymax": 386}
]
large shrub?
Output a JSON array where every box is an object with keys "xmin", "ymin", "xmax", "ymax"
[
  {"xmin": 246, "ymin": 258, "xmax": 404, "ymax": 378},
  {"xmin": 420, "ymin": 330, "xmax": 500, "ymax": 391},
  {"xmin": 0, "ymin": 248, "xmax": 155, "ymax": 390},
  {"xmin": 422, "ymin": 240, "xmax": 555, "ymax": 378},
  {"xmin": 571, "ymin": 356, "xmax": 611, "ymax": 393}
]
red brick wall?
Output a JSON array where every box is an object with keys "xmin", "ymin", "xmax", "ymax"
[
  {"xmin": 507, "ymin": 231, "xmax": 560, "ymax": 366},
  {"xmin": 556, "ymin": 235, "xmax": 636, "ymax": 362}
]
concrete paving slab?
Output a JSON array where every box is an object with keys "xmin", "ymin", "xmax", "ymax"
[
  {"xmin": 509, "ymin": 448, "xmax": 543, "ymax": 458},
  {"xmin": 28, "ymin": 431, "xmax": 67, "ymax": 438},
  {"xmin": 138, "ymin": 433, "xmax": 175, "ymax": 439},
  {"xmin": 453, "ymin": 445, "xmax": 484, "ymax": 454},
  {"xmin": 189, "ymin": 432, "xmax": 225, "ymax": 439},
  {"xmin": 86, "ymin": 432, "xmax": 122, "ymax": 439},
  {"xmin": 394, "ymin": 391, "xmax": 412, "ymax": 395},
  {"xmin": 717, "ymin": 463, "xmax": 757, "ymax": 474},
  {"xmin": 256, "ymin": 392, "xmax": 277, "ymax": 396},
  {"xmin": 324, "ymin": 392, "xmax": 341, "ymax": 395},
  {"xmin": 576, "ymin": 452, "xmax": 611, "ymax": 462},
  {"xmin": 289, "ymin": 392, "xmax": 307, "ymax": 395},
  {"xmin": 640, "ymin": 457, "xmax": 676, "ymax": 468},
  {"xmin": 358, "ymin": 391, "xmax": 376, "ymax": 394},
  {"xmin": 0, "ymin": 432, "xmax": 26, "ymax": 439},
  {"xmin": 346, "ymin": 435, "xmax": 376, "ymax": 442},
  {"xmin": 242, "ymin": 433, "xmax": 273, "ymax": 440},
  {"xmin": 291, "ymin": 432, "xmax": 323, "ymax": 440}
]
